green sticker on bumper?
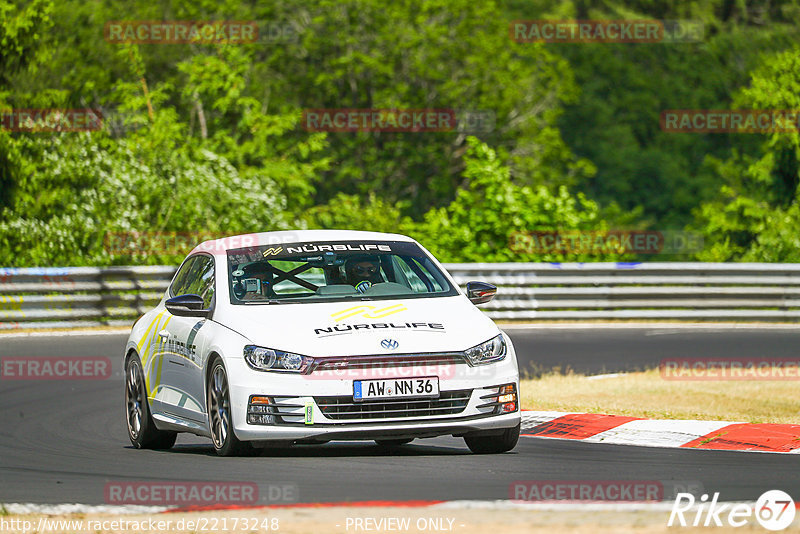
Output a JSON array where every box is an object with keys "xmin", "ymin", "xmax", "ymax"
[{"xmin": 304, "ymin": 401, "xmax": 314, "ymax": 425}]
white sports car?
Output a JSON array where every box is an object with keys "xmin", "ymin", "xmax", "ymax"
[{"xmin": 124, "ymin": 230, "xmax": 520, "ymax": 456}]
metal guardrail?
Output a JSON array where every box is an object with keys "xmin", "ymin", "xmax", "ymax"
[
  {"xmin": 0, "ymin": 266, "xmax": 174, "ymax": 330},
  {"xmin": 447, "ymin": 262, "xmax": 800, "ymax": 320},
  {"xmin": 2, "ymin": 263, "xmax": 800, "ymax": 330}
]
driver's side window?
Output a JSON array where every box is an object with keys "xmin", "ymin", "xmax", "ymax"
[
  {"xmin": 184, "ymin": 256, "xmax": 215, "ymax": 308},
  {"xmin": 170, "ymin": 256, "xmax": 215, "ymax": 308},
  {"xmin": 170, "ymin": 257, "xmax": 199, "ymax": 297}
]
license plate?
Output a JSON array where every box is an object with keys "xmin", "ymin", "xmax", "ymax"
[{"xmin": 353, "ymin": 377, "xmax": 439, "ymax": 401}]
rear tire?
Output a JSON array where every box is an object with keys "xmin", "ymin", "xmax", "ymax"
[
  {"xmin": 375, "ymin": 438, "xmax": 414, "ymax": 447},
  {"xmin": 125, "ymin": 355, "xmax": 177, "ymax": 450},
  {"xmin": 207, "ymin": 359, "xmax": 254, "ymax": 457},
  {"xmin": 464, "ymin": 424, "xmax": 520, "ymax": 454}
]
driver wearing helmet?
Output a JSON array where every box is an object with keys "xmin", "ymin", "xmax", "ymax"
[{"xmin": 344, "ymin": 255, "xmax": 383, "ymax": 294}]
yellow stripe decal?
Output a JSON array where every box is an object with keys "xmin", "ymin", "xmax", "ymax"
[
  {"xmin": 330, "ymin": 305, "xmax": 370, "ymax": 321},
  {"xmin": 137, "ymin": 311, "xmax": 163, "ymax": 354},
  {"xmin": 141, "ymin": 312, "xmax": 163, "ymax": 367},
  {"xmin": 149, "ymin": 316, "xmax": 172, "ymax": 400},
  {"xmin": 330, "ymin": 304, "xmax": 407, "ymax": 322},
  {"xmin": 142, "ymin": 312, "xmax": 165, "ymax": 394}
]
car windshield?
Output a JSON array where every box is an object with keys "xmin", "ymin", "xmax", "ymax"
[{"xmin": 226, "ymin": 240, "xmax": 457, "ymax": 304}]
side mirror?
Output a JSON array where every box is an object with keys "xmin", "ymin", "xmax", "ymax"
[
  {"xmin": 466, "ymin": 281, "xmax": 497, "ymax": 305},
  {"xmin": 165, "ymin": 294, "xmax": 211, "ymax": 318}
]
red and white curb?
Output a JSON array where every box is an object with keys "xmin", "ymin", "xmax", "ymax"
[{"xmin": 521, "ymin": 411, "xmax": 800, "ymax": 453}]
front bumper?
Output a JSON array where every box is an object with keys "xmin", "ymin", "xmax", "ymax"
[{"xmin": 225, "ymin": 351, "xmax": 521, "ymax": 442}]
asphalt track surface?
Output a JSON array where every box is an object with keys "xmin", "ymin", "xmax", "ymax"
[{"xmin": 1, "ymin": 326, "xmax": 799, "ymax": 505}]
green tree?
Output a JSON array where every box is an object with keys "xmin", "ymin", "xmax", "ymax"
[
  {"xmin": 266, "ymin": 0, "xmax": 588, "ymax": 215},
  {"xmin": 413, "ymin": 137, "xmax": 612, "ymax": 262},
  {"xmin": 506, "ymin": 0, "xmax": 800, "ymax": 228},
  {"xmin": 0, "ymin": 128, "xmax": 292, "ymax": 266},
  {"xmin": 695, "ymin": 48, "xmax": 800, "ymax": 261},
  {"xmin": 0, "ymin": 0, "xmax": 54, "ymax": 210}
]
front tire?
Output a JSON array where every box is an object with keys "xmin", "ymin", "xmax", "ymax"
[
  {"xmin": 207, "ymin": 359, "xmax": 253, "ymax": 457},
  {"xmin": 125, "ymin": 355, "xmax": 177, "ymax": 450},
  {"xmin": 464, "ymin": 424, "xmax": 520, "ymax": 454}
]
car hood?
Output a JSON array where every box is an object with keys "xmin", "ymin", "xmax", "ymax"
[{"xmin": 214, "ymin": 295, "xmax": 500, "ymax": 357}]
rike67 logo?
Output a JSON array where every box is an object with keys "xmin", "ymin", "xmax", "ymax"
[{"xmin": 669, "ymin": 490, "xmax": 795, "ymax": 531}]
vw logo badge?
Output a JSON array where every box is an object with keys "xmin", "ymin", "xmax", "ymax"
[{"xmin": 381, "ymin": 339, "xmax": 399, "ymax": 350}]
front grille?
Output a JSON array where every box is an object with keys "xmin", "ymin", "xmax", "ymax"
[
  {"xmin": 310, "ymin": 353, "xmax": 467, "ymax": 373},
  {"xmin": 314, "ymin": 389, "xmax": 472, "ymax": 420}
]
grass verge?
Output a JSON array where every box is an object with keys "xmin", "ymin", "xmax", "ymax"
[{"xmin": 520, "ymin": 369, "xmax": 799, "ymax": 424}]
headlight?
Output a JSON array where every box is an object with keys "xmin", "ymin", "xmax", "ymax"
[
  {"xmin": 243, "ymin": 345, "xmax": 314, "ymax": 373},
  {"xmin": 464, "ymin": 334, "xmax": 507, "ymax": 365}
]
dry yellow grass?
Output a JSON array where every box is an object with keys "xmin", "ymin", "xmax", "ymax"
[{"xmin": 520, "ymin": 369, "xmax": 800, "ymax": 424}]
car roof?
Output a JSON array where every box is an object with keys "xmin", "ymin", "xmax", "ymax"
[{"xmin": 190, "ymin": 229, "xmax": 416, "ymax": 256}]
